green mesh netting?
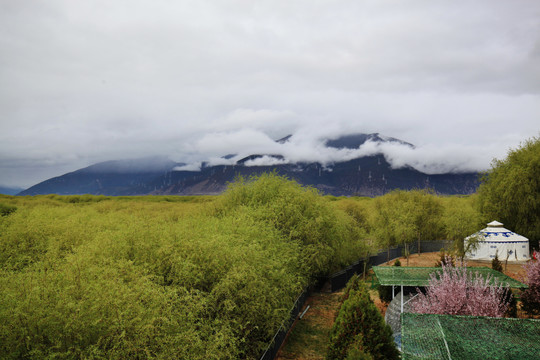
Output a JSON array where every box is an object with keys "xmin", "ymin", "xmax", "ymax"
[
  {"xmin": 401, "ymin": 313, "xmax": 540, "ymax": 360},
  {"xmin": 372, "ymin": 266, "xmax": 527, "ymax": 288}
]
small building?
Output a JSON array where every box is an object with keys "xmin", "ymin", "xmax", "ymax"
[{"xmin": 465, "ymin": 221, "xmax": 530, "ymax": 262}]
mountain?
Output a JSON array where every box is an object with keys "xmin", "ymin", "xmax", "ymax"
[
  {"xmin": 150, "ymin": 154, "xmax": 478, "ymax": 197},
  {"xmin": 18, "ymin": 133, "xmax": 480, "ymax": 197},
  {"xmin": 0, "ymin": 186, "xmax": 24, "ymax": 196},
  {"xmin": 18, "ymin": 157, "xmax": 177, "ymax": 196},
  {"xmin": 325, "ymin": 133, "xmax": 414, "ymax": 149}
]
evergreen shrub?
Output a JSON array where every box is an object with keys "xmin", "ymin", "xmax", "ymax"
[
  {"xmin": 492, "ymin": 251, "xmax": 503, "ymax": 272},
  {"xmin": 345, "ymin": 337, "xmax": 373, "ymax": 360},
  {"xmin": 327, "ymin": 277, "xmax": 399, "ymax": 360}
]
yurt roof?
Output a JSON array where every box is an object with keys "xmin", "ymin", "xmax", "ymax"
[
  {"xmin": 467, "ymin": 221, "xmax": 529, "ymax": 242},
  {"xmin": 487, "ymin": 220, "xmax": 504, "ymax": 227}
]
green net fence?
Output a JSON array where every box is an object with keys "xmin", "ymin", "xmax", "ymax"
[
  {"xmin": 401, "ymin": 313, "xmax": 540, "ymax": 360},
  {"xmin": 372, "ymin": 266, "xmax": 527, "ymax": 288}
]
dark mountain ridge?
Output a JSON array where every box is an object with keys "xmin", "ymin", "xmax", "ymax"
[
  {"xmin": 18, "ymin": 133, "xmax": 480, "ymax": 197},
  {"xmin": 18, "ymin": 157, "xmax": 176, "ymax": 196},
  {"xmin": 0, "ymin": 186, "xmax": 24, "ymax": 196},
  {"xmin": 325, "ymin": 133, "xmax": 414, "ymax": 149}
]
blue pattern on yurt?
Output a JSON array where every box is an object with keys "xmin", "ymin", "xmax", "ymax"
[{"xmin": 483, "ymin": 231, "xmax": 514, "ymax": 237}]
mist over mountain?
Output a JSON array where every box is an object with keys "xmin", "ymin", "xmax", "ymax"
[{"xmin": 18, "ymin": 133, "xmax": 479, "ymax": 197}]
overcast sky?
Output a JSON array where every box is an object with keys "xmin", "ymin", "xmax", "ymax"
[{"xmin": 1, "ymin": 0, "xmax": 539, "ymax": 188}]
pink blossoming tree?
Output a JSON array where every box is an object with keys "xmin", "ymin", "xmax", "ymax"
[
  {"xmin": 410, "ymin": 260, "xmax": 511, "ymax": 317},
  {"xmin": 521, "ymin": 260, "xmax": 540, "ymax": 316}
]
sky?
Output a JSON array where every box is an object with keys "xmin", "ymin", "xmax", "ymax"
[{"xmin": 1, "ymin": 0, "xmax": 539, "ymax": 189}]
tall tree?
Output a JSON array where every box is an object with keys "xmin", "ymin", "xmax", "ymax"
[
  {"xmin": 373, "ymin": 195, "xmax": 398, "ymax": 261},
  {"xmin": 373, "ymin": 191, "xmax": 415, "ymax": 264},
  {"xmin": 374, "ymin": 190, "xmax": 444, "ymax": 265},
  {"xmin": 409, "ymin": 190, "xmax": 444, "ymax": 255},
  {"xmin": 443, "ymin": 196, "xmax": 483, "ymax": 262},
  {"xmin": 478, "ymin": 136, "xmax": 540, "ymax": 249}
]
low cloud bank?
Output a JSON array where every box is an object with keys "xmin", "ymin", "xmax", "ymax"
[{"xmin": 178, "ymin": 129, "xmax": 492, "ymax": 174}]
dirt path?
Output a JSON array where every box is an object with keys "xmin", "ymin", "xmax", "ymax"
[{"xmin": 276, "ymin": 291, "xmax": 342, "ymax": 360}]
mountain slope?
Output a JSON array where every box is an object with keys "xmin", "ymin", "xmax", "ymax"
[
  {"xmin": 0, "ymin": 186, "xmax": 24, "ymax": 196},
  {"xmin": 151, "ymin": 154, "xmax": 478, "ymax": 197},
  {"xmin": 18, "ymin": 134, "xmax": 480, "ymax": 196},
  {"xmin": 18, "ymin": 157, "xmax": 177, "ymax": 196}
]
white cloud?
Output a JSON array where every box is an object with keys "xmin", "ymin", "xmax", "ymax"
[
  {"xmin": 176, "ymin": 131, "xmax": 500, "ymax": 175},
  {"xmin": 0, "ymin": 0, "xmax": 539, "ymax": 187},
  {"xmin": 173, "ymin": 163, "xmax": 201, "ymax": 172},
  {"xmin": 373, "ymin": 142, "xmax": 495, "ymax": 174},
  {"xmin": 208, "ymin": 108, "xmax": 297, "ymax": 137},
  {"xmin": 194, "ymin": 128, "xmax": 280, "ymax": 155},
  {"xmin": 243, "ymin": 155, "xmax": 288, "ymax": 167}
]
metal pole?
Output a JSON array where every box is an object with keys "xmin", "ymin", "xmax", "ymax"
[{"xmin": 401, "ymin": 285, "xmax": 404, "ymax": 313}]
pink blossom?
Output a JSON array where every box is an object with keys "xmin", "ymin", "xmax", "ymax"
[
  {"xmin": 521, "ymin": 259, "xmax": 540, "ymax": 315},
  {"xmin": 410, "ymin": 259, "xmax": 510, "ymax": 317}
]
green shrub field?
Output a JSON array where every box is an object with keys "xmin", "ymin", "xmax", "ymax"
[
  {"xmin": 0, "ymin": 173, "xmax": 487, "ymax": 359},
  {"xmin": 0, "ymin": 174, "xmax": 373, "ymax": 359}
]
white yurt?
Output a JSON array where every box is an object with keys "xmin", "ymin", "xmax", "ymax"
[{"xmin": 465, "ymin": 221, "xmax": 530, "ymax": 262}]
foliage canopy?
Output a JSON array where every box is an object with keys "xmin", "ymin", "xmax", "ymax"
[
  {"xmin": 0, "ymin": 174, "xmax": 373, "ymax": 359},
  {"xmin": 478, "ymin": 136, "xmax": 540, "ymax": 248}
]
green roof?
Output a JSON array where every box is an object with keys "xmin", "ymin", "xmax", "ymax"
[
  {"xmin": 401, "ymin": 313, "xmax": 540, "ymax": 360},
  {"xmin": 372, "ymin": 266, "xmax": 527, "ymax": 288}
]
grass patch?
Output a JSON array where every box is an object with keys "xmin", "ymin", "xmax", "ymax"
[{"xmin": 277, "ymin": 292, "xmax": 343, "ymax": 360}]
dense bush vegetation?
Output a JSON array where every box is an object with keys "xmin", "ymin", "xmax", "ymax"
[
  {"xmin": 327, "ymin": 275, "xmax": 399, "ymax": 360},
  {"xmin": 0, "ymin": 202, "xmax": 17, "ymax": 216},
  {"xmin": 1, "ymin": 199, "xmax": 293, "ymax": 358},
  {"xmin": 0, "ymin": 174, "xmax": 372, "ymax": 359},
  {"xmin": 216, "ymin": 174, "xmax": 370, "ymax": 277}
]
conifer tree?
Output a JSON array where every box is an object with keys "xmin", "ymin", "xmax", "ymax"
[
  {"xmin": 328, "ymin": 277, "xmax": 399, "ymax": 360},
  {"xmin": 491, "ymin": 251, "xmax": 503, "ymax": 272}
]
